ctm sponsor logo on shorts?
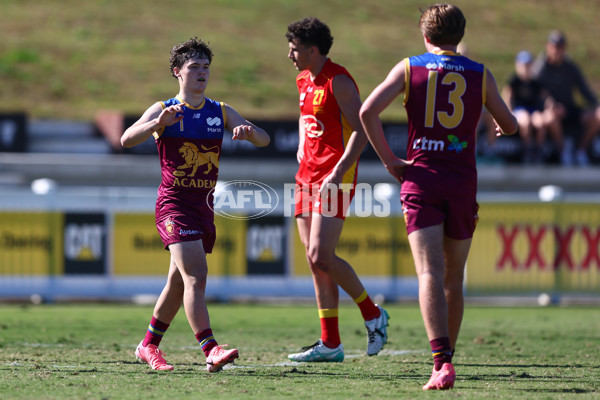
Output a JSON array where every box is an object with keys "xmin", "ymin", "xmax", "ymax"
[{"xmin": 208, "ymin": 180, "xmax": 279, "ymax": 220}]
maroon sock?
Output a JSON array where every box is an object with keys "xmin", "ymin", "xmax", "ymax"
[
  {"xmin": 142, "ymin": 317, "xmax": 170, "ymax": 347},
  {"xmin": 430, "ymin": 337, "xmax": 453, "ymax": 371},
  {"xmin": 196, "ymin": 328, "xmax": 217, "ymax": 357}
]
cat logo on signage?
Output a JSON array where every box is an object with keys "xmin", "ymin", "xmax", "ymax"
[
  {"xmin": 247, "ymin": 225, "xmax": 283, "ymax": 262},
  {"xmin": 246, "ymin": 216, "xmax": 286, "ymax": 275},
  {"xmin": 64, "ymin": 213, "xmax": 106, "ymax": 275},
  {"xmin": 65, "ymin": 223, "xmax": 104, "ymax": 261}
]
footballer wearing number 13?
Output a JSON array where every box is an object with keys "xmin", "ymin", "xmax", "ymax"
[{"xmin": 360, "ymin": 3, "xmax": 517, "ymax": 391}]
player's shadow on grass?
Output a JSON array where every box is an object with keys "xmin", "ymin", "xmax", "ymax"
[
  {"xmin": 227, "ymin": 366, "xmax": 432, "ymax": 382},
  {"xmin": 460, "ymin": 362, "xmax": 597, "ymax": 369},
  {"xmin": 522, "ymin": 388, "xmax": 589, "ymax": 394}
]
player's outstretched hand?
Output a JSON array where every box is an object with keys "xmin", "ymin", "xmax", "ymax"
[{"xmin": 232, "ymin": 125, "xmax": 256, "ymax": 141}]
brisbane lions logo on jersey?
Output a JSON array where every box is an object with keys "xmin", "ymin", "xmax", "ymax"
[{"xmin": 175, "ymin": 142, "xmax": 220, "ymax": 177}]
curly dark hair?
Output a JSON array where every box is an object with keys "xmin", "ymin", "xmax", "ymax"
[
  {"xmin": 286, "ymin": 17, "xmax": 334, "ymax": 56},
  {"xmin": 419, "ymin": 4, "xmax": 465, "ymax": 46},
  {"xmin": 169, "ymin": 37, "xmax": 213, "ymax": 78}
]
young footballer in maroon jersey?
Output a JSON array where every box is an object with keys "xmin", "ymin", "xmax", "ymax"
[
  {"xmin": 121, "ymin": 37, "xmax": 269, "ymax": 372},
  {"xmin": 360, "ymin": 4, "xmax": 517, "ymax": 390},
  {"xmin": 285, "ymin": 17, "xmax": 389, "ymax": 363}
]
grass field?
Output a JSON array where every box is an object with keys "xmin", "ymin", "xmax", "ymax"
[{"xmin": 0, "ymin": 303, "xmax": 598, "ymax": 399}]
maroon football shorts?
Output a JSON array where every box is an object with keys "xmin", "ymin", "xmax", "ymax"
[
  {"xmin": 400, "ymin": 193, "xmax": 479, "ymax": 240},
  {"xmin": 156, "ymin": 214, "xmax": 216, "ymax": 253}
]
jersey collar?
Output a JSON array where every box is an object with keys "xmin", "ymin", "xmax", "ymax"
[
  {"xmin": 175, "ymin": 94, "xmax": 206, "ymax": 110},
  {"xmin": 432, "ymin": 49, "xmax": 459, "ymax": 56}
]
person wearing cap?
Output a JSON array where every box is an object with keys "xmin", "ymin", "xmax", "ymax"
[
  {"xmin": 532, "ymin": 30, "xmax": 600, "ymax": 166},
  {"xmin": 502, "ymin": 50, "xmax": 552, "ymax": 164}
]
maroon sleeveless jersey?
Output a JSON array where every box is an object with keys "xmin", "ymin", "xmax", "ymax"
[{"xmin": 402, "ymin": 51, "xmax": 486, "ymax": 200}]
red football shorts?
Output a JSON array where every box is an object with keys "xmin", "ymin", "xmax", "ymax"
[
  {"xmin": 294, "ymin": 183, "xmax": 355, "ymax": 220},
  {"xmin": 400, "ymin": 193, "xmax": 479, "ymax": 240}
]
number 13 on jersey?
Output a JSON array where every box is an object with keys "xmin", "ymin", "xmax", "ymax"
[{"xmin": 424, "ymin": 71, "xmax": 466, "ymax": 129}]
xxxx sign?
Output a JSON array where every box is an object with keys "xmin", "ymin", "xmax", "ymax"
[
  {"xmin": 467, "ymin": 203, "xmax": 600, "ymax": 293},
  {"xmin": 496, "ymin": 224, "xmax": 600, "ymax": 271}
]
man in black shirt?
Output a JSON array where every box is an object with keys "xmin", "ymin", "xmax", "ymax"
[{"xmin": 532, "ymin": 30, "xmax": 600, "ymax": 166}]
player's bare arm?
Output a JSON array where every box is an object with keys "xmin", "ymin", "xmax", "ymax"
[
  {"xmin": 224, "ymin": 104, "xmax": 270, "ymax": 147},
  {"xmin": 121, "ymin": 102, "xmax": 185, "ymax": 148},
  {"xmin": 297, "ymin": 118, "xmax": 305, "ymax": 163},
  {"xmin": 319, "ymin": 74, "xmax": 368, "ymax": 193},
  {"xmin": 360, "ymin": 60, "xmax": 413, "ymax": 181},
  {"xmin": 484, "ymin": 69, "xmax": 518, "ymax": 136}
]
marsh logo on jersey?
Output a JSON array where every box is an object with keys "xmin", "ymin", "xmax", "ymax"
[
  {"xmin": 425, "ymin": 62, "xmax": 465, "ymax": 72},
  {"xmin": 206, "ymin": 117, "xmax": 222, "ymax": 133},
  {"xmin": 207, "ymin": 117, "xmax": 221, "ymax": 126},
  {"xmin": 173, "ymin": 142, "xmax": 220, "ymax": 178},
  {"xmin": 301, "ymin": 115, "xmax": 325, "ymax": 138}
]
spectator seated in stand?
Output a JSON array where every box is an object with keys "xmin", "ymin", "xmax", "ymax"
[
  {"xmin": 502, "ymin": 50, "xmax": 553, "ymax": 164},
  {"xmin": 532, "ymin": 30, "xmax": 600, "ymax": 166}
]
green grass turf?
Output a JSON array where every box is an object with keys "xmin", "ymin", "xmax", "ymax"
[{"xmin": 0, "ymin": 303, "xmax": 598, "ymax": 399}]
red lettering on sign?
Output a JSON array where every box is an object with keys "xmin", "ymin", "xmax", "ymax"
[
  {"xmin": 553, "ymin": 226, "xmax": 575, "ymax": 270},
  {"xmin": 524, "ymin": 226, "xmax": 547, "ymax": 269},
  {"xmin": 497, "ymin": 225, "xmax": 519, "ymax": 270},
  {"xmin": 496, "ymin": 223, "xmax": 600, "ymax": 271},
  {"xmin": 581, "ymin": 227, "xmax": 600, "ymax": 270}
]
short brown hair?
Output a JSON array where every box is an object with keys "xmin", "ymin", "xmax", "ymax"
[
  {"xmin": 419, "ymin": 4, "xmax": 465, "ymax": 46},
  {"xmin": 169, "ymin": 37, "xmax": 213, "ymax": 78},
  {"xmin": 286, "ymin": 17, "xmax": 334, "ymax": 56}
]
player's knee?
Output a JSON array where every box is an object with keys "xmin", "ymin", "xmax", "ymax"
[
  {"xmin": 182, "ymin": 273, "xmax": 207, "ymax": 291},
  {"xmin": 308, "ymin": 247, "xmax": 333, "ymax": 273},
  {"xmin": 444, "ymin": 273, "xmax": 464, "ymax": 291}
]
